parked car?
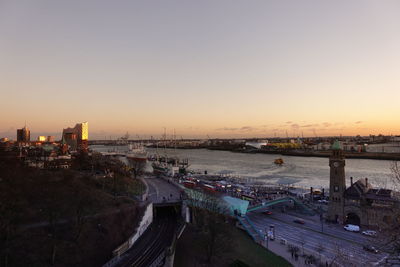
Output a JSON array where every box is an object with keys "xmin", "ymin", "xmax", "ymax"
[
  {"xmin": 264, "ymin": 210, "xmax": 272, "ymax": 215},
  {"xmin": 317, "ymin": 199, "xmax": 328, "ymax": 204},
  {"xmin": 344, "ymin": 224, "xmax": 360, "ymax": 232},
  {"xmin": 293, "ymin": 219, "xmax": 305, "ymax": 224},
  {"xmin": 362, "ymin": 230, "xmax": 377, "ymax": 237},
  {"xmin": 363, "ymin": 245, "xmax": 379, "ymax": 253}
]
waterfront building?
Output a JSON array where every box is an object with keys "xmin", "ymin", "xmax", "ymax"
[
  {"xmin": 327, "ymin": 141, "xmax": 400, "ymax": 229},
  {"xmin": 245, "ymin": 140, "xmax": 268, "ymax": 149},
  {"xmin": 47, "ymin": 136, "xmax": 55, "ymax": 142},
  {"xmin": 17, "ymin": 126, "xmax": 30, "ymax": 142},
  {"xmin": 327, "ymin": 140, "xmax": 346, "ymax": 224},
  {"xmin": 62, "ymin": 122, "xmax": 88, "ymax": 151},
  {"xmin": 38, "ymin": 136, "xmax": 46, "ymax": 142}
]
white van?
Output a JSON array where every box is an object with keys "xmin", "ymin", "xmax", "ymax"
[{"xmin": 344, "ymin": 224, "xmax": 360, "ymax": 232}]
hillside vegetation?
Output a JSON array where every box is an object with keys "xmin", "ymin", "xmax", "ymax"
[{"xmin": 0, "ymin": 157, "xmax": 143, "ymax": 267}]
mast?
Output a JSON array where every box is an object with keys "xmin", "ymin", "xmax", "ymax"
[
  {"xmin": 174, "ymin": 128, "xmax": 176, "ymax": 153},
  {"xmin": 163, "ymin": 127, "xmax": 167, "ymax": 152}
]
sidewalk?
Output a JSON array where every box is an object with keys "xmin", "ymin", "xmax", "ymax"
[{"xmin": 261, "ymin": 238, "xmax": 331, "ymax": 267}]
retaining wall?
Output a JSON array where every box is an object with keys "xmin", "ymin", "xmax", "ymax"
[{"xmin": 103, "ymin": 202, "xmax": 153, "ymax": 267}]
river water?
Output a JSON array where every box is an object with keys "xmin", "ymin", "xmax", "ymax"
[{"xmin": 91, "ymin": 145, "xmax": 396, "ymax": 190}]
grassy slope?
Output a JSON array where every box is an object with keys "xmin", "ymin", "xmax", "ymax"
[{"xmin": 175, "ymin": 223, "xmax": 292, "ymax": 267}]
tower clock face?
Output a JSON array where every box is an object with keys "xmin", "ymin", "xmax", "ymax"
[
  {"xmin": 334, "ymin": 185, "xmax": 339, "ymax": 192},
  {"xmin": 333, "ymin": 162, "xmax": 340, "ymax": 167}
]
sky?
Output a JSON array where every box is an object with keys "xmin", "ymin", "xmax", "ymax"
[{"xmin": 1, "ymin": 1, "xmax": 400, "ymax": 140}]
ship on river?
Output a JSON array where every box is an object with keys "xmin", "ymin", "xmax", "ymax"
[
  {"xmin": 151, "ymin": 155, "xmax": 189, "ymax": 176},
  {"xmin": 126, "ymin": 143, "xmax": 148, "ymax": 162}
]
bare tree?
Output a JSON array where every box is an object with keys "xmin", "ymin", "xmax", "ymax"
[
  {"xmin": 71, "ymin": 184, "xmax": 94, "ymax": 242},
  {"xmin": 383, "ymin": 161, "xmax": 400, "ymax": 254},
  {"xmin": 390, "ymin": 161, "xmax": 400, "ymax": 191},
  {"xmin": 186, "ymin": 191, "xmax": 231, "ymax": 264},
  {"xmin": 297, "ymin": 234, "xmax": 307, "ymax": 256},
  {"xmin": 41, "ymin": 190, "xmax": 63, "ymax": 265},
  {"xmin": 129, "ymin": 160, "xmax": 146, "ymax": 179},
  {"xmin": 0, "ymin": 197, "xmax": 20, "ymax": 267},
  {"xmin": 203, "ymin": 217, "xmax": 232, "ymax": 263},
  {"xmin": 316, "ymin": 243, "xmax": 325, "ymax": 263}
]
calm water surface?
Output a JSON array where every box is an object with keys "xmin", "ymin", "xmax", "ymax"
[{"xmin": 91, "ymin": 145, "xmax": 395, "ymax": 189}]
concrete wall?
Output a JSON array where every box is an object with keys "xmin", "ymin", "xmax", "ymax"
[
  {"xmin": 129, "ymin": 202, "xmax": 153, "ymax": 246},
  {"xmin": 103, "ymin": 202, "xmax": 153, "ymax": 267},
  {"xmin": 139, "ymin": 177, "xmax": 150, "ymax": 201}
]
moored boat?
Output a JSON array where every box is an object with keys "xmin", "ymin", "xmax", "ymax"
[
  {"xmin": 151, "ymin": 161, "xmax": 170, "ymax": 175},
  {"xmin": 126, "ymin": 143, "xmax": 148, "ymax": 162}
]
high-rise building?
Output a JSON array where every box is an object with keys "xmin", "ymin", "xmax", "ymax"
[
  {"xmin": 17, "ymin": 126, "xmax": 30, "ymax": 142},
  {"xmin": 62, "ymin": 122, "xmax": 88, "ymax": 151},
  {"xmin": 38, "ymin": 136, "xmax": 46, "ymax": 142}
]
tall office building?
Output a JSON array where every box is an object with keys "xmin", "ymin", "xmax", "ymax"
[
  {"xmin": 62, "ymin": 122, "xmax": 88, "ymax": 151},
  {"xmin": 17, "ymin": 126, "xmax": 30, "ymax": 142}
]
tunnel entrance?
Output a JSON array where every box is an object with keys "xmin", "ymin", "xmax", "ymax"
[
  {"xmin": 345, "ymin": 212, "xmax": 360, "ymax": 226},
  {"xmin": 153, "ymin": 203, "xmax": 181, "ymax": 220}
]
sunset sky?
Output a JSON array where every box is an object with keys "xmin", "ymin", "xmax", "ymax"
[{"xmin": 1, "ymin": 1, "xmax": 400, "ymax": 139}]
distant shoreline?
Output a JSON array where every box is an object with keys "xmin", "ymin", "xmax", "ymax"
[
  {"xmin": 91, "ymin": 144, "xmax": 400, "ymax": 161},
  {"xmin": 148, "ymin": 146, "xmax": 400, "ymax": 161},
  {"xmin": 252, "ymin": 149, "xmax": 400, "ymax": 161}
]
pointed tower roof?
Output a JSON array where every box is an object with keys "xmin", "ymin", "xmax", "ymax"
[
  {"xmin": 61, "ymin": 133, "xmax": 66, "ymax": 145},
  {"xmin": 331, "ymin": 140, "xmax": 342, "ymax": 150}
]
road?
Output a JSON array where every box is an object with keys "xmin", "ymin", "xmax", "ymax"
[
  {"xmin": 247, "ymin": 210, "xmax": 388, "ymax": 266},
  {"xmin": 145, "ymin": 176, "xmax": 183, "ymax": 203}
]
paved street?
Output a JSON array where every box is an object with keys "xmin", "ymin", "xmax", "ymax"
[
  {"xmin": 144, "ymin": 175, "xmax": 182, "ymax": 203},
  {"xmin": 247, "ymin": 210, "xmax": 388, "ymax": 266}
]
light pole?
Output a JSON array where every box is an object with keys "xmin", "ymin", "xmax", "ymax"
[
  {"xmin": 320, "ymin": 206, "xmax": 324, "ymax": 233},
  {"xmin": 264, "ymin": 229, "xmax": 269, "ymax": 249}
]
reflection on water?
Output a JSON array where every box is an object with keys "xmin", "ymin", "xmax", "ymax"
[{"xmin": 91, "ymin": 145, "xmax": 394, "ymax": 189}]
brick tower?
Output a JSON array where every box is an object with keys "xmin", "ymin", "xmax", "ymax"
[{"xmin": 327, "ymin": 140, "xmax": 346, "ymax": 224}]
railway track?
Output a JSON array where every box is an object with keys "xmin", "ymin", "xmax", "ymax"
[{"xmin": 117, "ymin": 211, "xmax": 176, "ymax": 267}]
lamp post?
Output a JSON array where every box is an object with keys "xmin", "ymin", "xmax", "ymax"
[
  {"xmin": 264, "ymin": 229, "xmax": 269, "ymax": 249},
  {"xmin": 319, "ymin": 206, "xmax": 324, "ymax": 233}
]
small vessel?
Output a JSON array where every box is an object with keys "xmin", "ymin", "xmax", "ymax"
[
  {"xmin": 274, "ymin": 158, "xmax": 284, "ymax": 165},
  {"xmin": 126, "ymin": 143, "xmax": 148, "ymax": 162},
  {"xmin": 152, "ymin": 161, "xmax": 170, "ymax": 175}
]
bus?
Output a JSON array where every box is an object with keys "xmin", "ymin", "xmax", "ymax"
[
  {"xmin": 183, "ymin": 180, "xmax": 196, "ymax": 189},
  {"xmin": 202, "ymin": 184, "xmax": 216, "ymax": 193}
]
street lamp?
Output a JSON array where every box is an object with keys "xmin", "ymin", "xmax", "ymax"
[
  {"xmin": 319, "ymin": 206, "xmax": 324, "ymax": 233},
  {"xmin": 264, "ymin": 229, "xmax": 269, "ymax": 249}
]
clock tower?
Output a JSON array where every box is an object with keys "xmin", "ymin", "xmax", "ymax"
[{"xmin": 327, "ymin": 140, "xmax": 346, "ymax": 223}]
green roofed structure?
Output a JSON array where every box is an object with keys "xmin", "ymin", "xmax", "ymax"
[
  {"xmin": 222, "ymin": 196, "xmax": 249, "ymax": 216},
  {"xmin": 331, "ymin": 140, "xmax": 342, "ymax": 150}
]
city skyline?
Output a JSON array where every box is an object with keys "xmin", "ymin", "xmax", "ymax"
[
  {"xmin": 1, "ymin": 1, "xmax": 400, "ymax": 138},
  {"xmin": 0, "ymin": 121, "xmax": 398, "ymax": 141}
]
